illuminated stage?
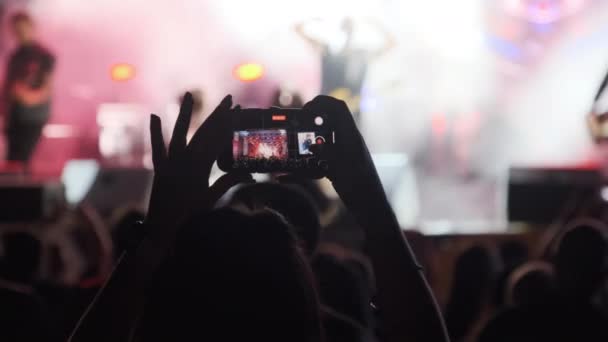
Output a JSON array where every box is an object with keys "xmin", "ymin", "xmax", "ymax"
[{"xmin": 2, "ymin": 0, "xmax": 608, "ymax": 233}]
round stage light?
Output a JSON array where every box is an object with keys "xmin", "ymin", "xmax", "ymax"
[
  {"xmin": 110, "ymin": 63, "xmax": 136, "ymax": 82},
  {"xmin": 234, "ymin": 63, "xmax": 264, "ymax": 82}
]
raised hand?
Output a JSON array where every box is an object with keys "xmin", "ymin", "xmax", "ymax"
[
  {"xmin": 69, "ymin": 94, "xmax": 253, "ymax": 342},
  {"xmin": 303, "ymin": 95, "xmax": 386, "ymax": 211},
  {"xmin": 146, "ymin": 92, "xmax": 253, "ymax": 227}
]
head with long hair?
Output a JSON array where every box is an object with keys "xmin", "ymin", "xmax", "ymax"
[{"xmin": 136, "ymin": 208, "xmax": 323, "ymax": 342}]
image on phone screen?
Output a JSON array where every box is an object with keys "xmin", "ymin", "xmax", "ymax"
[
  {"xmin": 232, "ymin": 129, "xmax": 288, "ymax": 160},
  {"xmin": 297, "ymin": 132, "xmax": 316, "ymax": 155}
]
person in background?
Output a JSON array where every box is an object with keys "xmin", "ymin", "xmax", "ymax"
[
  {"xmin": 444, "ymin": 245, "xmax": 501, "ymax": 342},
  {"xmin": 493, "ymin": 240, "xmax": 529, "ymax": 307},
  {"xmin": 271, "ymin": 88, "xmax": 304, "ymax": 108},
  {"xmin": 295, "ymin": 17, "xmax": 394, "ymax": 122},
  {"xmin": 2, "ymin": 11, "xmax": 55, "ymax": 167},
  {"xmin": 505, "ymin": 261, "xmax": 555, "ymax": 307},
  {"xmin": 478, "ymin": 221, "xmax": 608, "ymax": 342}
]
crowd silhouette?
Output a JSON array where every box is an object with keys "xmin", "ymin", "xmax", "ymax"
[{"xmin": 0, "ymin": 90, "xmax": 606, "ymax": 341}]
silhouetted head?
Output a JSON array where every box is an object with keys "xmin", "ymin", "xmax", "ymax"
[
  {"xmin": 10, "ymin": 12, "xmax": 35, "ymax": 45},
  {"xmin": 229, "ymin": 183, "xmax": 321, "ymax": 256},
  {"xmin": 500, "ymin": 240, "xmax": 529, "ymax": 272},
  {"xmin": 507, "ymin": 261, "xmax": 555, "ymax": 307},
  {"xmin": 271, "ymin": 88, "xmax": 304, "ymax": 108},
  {"xmin": 445, "ymin": 245, "xmax": 501, "ymax": 341},
  {"xmin": 554, "ymin": 222, "xmax": 608, "ymax": 300},
  {"xmin": 136, "ymin": 208, "xmax": 322, "ymax": 342},
  {"xmin": 0, "ymin": 231, "xmax": 42, "ymax": 282},
  {"xmin": 494, "ymin": 240, "xmax": 530, "ymax": 306}
]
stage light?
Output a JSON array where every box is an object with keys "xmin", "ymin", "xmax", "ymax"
[
  {"xmin": 234, "ymin": 63, "xmax": 264, "ymax": 82},
  {"xmin": 600, "ymin": 186, "xmax": 608, "ymax": 202},
  {"xmin": 502, "ymin": 0, "xmax": 588, "ymax": 23},
  {"xmin": 110, "ymin": 63, "xmax": 136, "ymax": 82}
]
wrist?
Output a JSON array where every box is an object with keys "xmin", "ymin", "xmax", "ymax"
[{"xmin": 333, "ymin": 178, "xmax": 401, "ymax": 234}]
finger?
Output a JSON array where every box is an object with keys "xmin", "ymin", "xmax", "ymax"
[
  {"xmin": 206, "ymin": 172, "xmax": 254, "ymax": 205},
  {"xmin": 168, "ymin": 91, "xmax": 193, "ymax": 156},
  {"xmin": 303, "ymin": 95, "xmax": 359, "ymax": 144},
  {"xmin": 150, "ymin": 114, "xmax": 167, "ymax": 170},
  {"xmin": 189, "ymin": 94, "xmax": 233, "ymax": 150},
  {"xmin": 188, "ymin": 95, "xmax": 233, "ymax": 176},
  {"xmin": 303, "ymin": 95, "xmax": 352, "ymax": 122}
]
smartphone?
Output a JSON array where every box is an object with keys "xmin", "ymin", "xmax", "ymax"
[{"xmin": 217, "ymin": 107, "xmax": 334, "ymax": 174}]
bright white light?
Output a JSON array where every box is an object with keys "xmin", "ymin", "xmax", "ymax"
[
  {"xmin": 61, "ymin": 159, "xmax": 100, "ymax": 206},
  {"xmin": 257, "ymin": 143, "xmax": 278, "ymax": 158},
  {"xmin": 97, "ymin": 104, "xmax": 143, "ymax": 126},
  {"xmin": 43, "ymin": 124, "xmax": 78, "ymax": 138},
  {"xmin": 372, "ymin": 153, "xmax": 409, "ymax": 167},
  {"xmin": 394, "ymin": 0, "xmax": 486, "ymax": 62},
  {"xmin": 314, "ymin": 116, "xmax": 324, "ymax": 126},
  {"xmin": 601, "ymin": 186, "xmax": 608, "ymax": 202}
]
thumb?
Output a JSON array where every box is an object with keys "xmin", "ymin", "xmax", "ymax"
[{"xmin": 150, "ymin": 114, "xmax": 167, "ymax": 171}]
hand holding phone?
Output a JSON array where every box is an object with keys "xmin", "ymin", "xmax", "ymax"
[{"xmin": 218, "ymin": 107, "xmax": 334, "ymax": 176}]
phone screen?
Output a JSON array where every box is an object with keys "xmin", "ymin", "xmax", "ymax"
[
  {"xmin": 232, "ymin": 129, "xmax": 326, "ymax": 160},
  {"xmin": 232, "ymin": 129, "xmax": 289, "ymax": 161},
  {"xmin": 219, "ymin": 108, "xmax": 332, "ymax": 173}
]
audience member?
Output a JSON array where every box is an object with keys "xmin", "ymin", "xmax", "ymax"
[
  {"xmin": 553, "ymin": 221, "xmax": 607, "ymax": 301},
  {"xmin": 505, "ymin": 261, "xmax": 555, "ymax": 307},
  {"xmin": 229, "ymin": 182, "xmax": 321, "ymax": 255},
  {"xmin": 135, "ymin": 208, "xmax": 322, "ymax": 342},
  {"xmin": 444, "ymin": 245, "xmax": 500, "ymax": 342},
  {"xmin": 69, "ymin": 94, "xmax": 449, "ymax": 342},
  {"xmin": 478, "ymin": 221, "xmax": 608, "ymax": 342},
  {"xmin": 493, "ymin": 240, "xmax": 529, "ymax": 307},
  {"xmin": 271, "ymin": 88, "xmax": 304, "ymax": 108}
]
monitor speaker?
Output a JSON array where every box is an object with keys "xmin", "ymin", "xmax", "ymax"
[
  {"xmin": 508, "ymin": 167, "xmax": 604, "ymax": 224},
  {"xmin": 0, "ymin": 179, "xmax": 65, "ymax": 222},
  {"xmin": 83, "ymin": 168, "xmax": 153, "ymax": 216}
]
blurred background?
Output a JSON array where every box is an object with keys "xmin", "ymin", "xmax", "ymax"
[{"xmin": 2, "ymin": 0, "xmax": 608, "ymax": 233}]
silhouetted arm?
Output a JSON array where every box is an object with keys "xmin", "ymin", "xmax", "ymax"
[
  {"xmin": 295, "ymin": 20, "xmax": 326, "ymax": 52},
  {"xmin": 304, "ymin": 96, "xmax": 449, "ymax": 342},
  {"xmin": 343, "ymin": 181, "xmax": 448, "ymax": 342},
  {"xmin": 11, "ymin": 72, "xmax": 53, "ymax": 105}
]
